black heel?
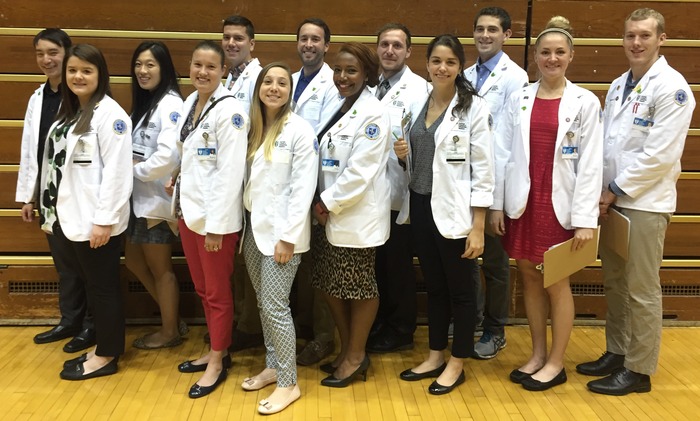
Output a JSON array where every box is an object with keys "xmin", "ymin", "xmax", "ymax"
[{"xmin": 321, "ymin": 355, "xmax": 370, "ymax": 388}]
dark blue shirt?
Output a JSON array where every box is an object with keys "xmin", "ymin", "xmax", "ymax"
[{"xmin": 293, "ymin": 67, "xmax": 322, "ymax": 104}]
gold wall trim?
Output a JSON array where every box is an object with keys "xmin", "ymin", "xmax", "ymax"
[
  {"xmin": 0, "ymin": 120, "xmax": 23, "ymax": 127},
  {"xmin": 0, "ymin": 165, "xmax": 19, "ymax": 172},
  {"xmin": 1, "ymin": 256, "xmax": 699, "ymax": 267},
  {"xmin": 681, "ymin": 173, "xmax": 700, "ymax": 180}
]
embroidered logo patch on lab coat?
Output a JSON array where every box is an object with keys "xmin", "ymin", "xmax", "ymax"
[
  {"xmin": 675, "ymin": 90, "xmax": 689, "ymax": 106},
  {"xmin": 113, "ymin": 119, "xmax": 127, "ymax": 135},
  {"xmin": 169, "ymin": 112, "xmax": 181, "ymax": 124},
  {"xmin": 364, "ymin": 123, "xmax": 381, "ymax": 140},
  {"xmin": 232, "ymin": 113, "xmax": 244, "ymax": 129}
]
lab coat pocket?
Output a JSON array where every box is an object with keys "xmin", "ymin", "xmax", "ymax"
[{"xmin": 71, "ymin": 132, "xmax": 101, "ymax": 186}]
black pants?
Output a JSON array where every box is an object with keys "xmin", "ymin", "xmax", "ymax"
[
  {"xmin": 374, "ymin": 210, "xmax": 417, "ymax": 336},
  {"xmin": 46, "ymin": 232, "xmax": 93, "ymax": 330},
  {"xmin": 50, "ymin": 225, "xmax": 125, "ymax": 357},
  {"xmin": 410, "ymin": 191, "xmax": 476, "ymax": 358}
]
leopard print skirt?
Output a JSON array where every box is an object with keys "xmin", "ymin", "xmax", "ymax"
[{"xmin": 311, "ymin": 224, "xmax": 378, "ymax": 300}]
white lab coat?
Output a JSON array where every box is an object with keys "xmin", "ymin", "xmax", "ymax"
[
  {"xmin": 493, "ymin": 81, "xmax": 603, "ymax": 230},
  {"xmin": 368, "ymin": 66, "xmax": 431, "ymax": 211},
  {"xmin": 317, "ymin": 88, "xmax": 391, "ymax": 248},
  {"xmin": 397, "ymin": 93, "xmax": 495, "ymax": 239},
  {"xmin": 245, "ymin": 113, "xmax": 319, "ymax": 255},
  {"xmin": 176, "ymin": 84, "xmax": 249, "ymax": 236},
  {"xmin": 16, "ymin": 83, "xmax": 47, "ymax": 204},
  {"xmin": 224, "ymin": 58, "xmax": 263, "ymax": 114},
  {"xmin": 603, "ymin": 56, "xmax": 695, "ymax": 213},
  {"xmin": 464, "ymin": 52, "xmax": 529, "ymax": 131},
  {"xmin": 41, "ymin": 96, "xmax": 133, "ymax": 241},
  {"xmin": 292, "ymin": 63, "xmax": 342, "ymax": 135},
  {"xmin": 131, "ymin": 91, "xmax": 183, "ymax": 224}
]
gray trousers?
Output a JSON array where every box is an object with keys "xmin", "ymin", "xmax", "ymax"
[
  {"xmin": 244, "ymin": 225, "xmax": 300, "ymax": 387},
  {"xmin": 473, "ymin": 232, "xmax": 511, "ymax": 336},
  {"xmin": 600, "ymin": 208, "xmax": 670, "ymax": 375}
]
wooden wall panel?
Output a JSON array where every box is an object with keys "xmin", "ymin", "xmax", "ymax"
[
  {"xmin": 0, "ymin": 127, "xmax": 22, "ymax": 163},
  {"xmin": 0, "ymin": 0, "xmax": 529, "ymax": 36},
  {"xmin": 0, "ymin": 173, "xmax": 18, "ymax": 207},
  {"xmin": 526, "ymin": 47, "xmax": 700, "ymax": 83},
  {"xmin": 681, "ymin": 135, "xmax": 700, "ymax": 171},
  {"xmin": 532, "ymin": 0, "xmax": 700, "ymax": 39},
  {"xmin": 676, "ymin": 178, "xmax": 700, "ymax": 215}
]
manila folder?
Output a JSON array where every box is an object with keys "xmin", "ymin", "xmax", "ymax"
[
  {"xmin": 543, "ymin": 227, "xmax": 600, "ymax": 288},
  {"xmin": 600, "ymin": 208, "xmax": 630, "ymax": 261}
]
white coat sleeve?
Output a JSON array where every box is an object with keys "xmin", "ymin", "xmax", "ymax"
[
  {"xmin": 94, "ymin": 112, "xmax": 133, "ymax": 226},
  {"xmin": 469, "ymin": 100, "xmax": 495, "ymax": 208},
  {"xmin": 280, "ymin": 127, "xmax": 319, "ymax": 245},
  {"xmin": 133, "ymin": 98, "xmax": 182, "ymax": 182},
  {"xmin": 204, "ymin": 103, "xmax": 248, "ymax": 235},
  {"xmin": 16, "ymin": 94, "xmax": 38, "ymax": 203},
  {"xmin": 492, "ymin": 94, "xmax": 516, "ymax": 210},
  {"xmin": 571, "ymin": 93, "xmax": 604, "ymax": 228}
]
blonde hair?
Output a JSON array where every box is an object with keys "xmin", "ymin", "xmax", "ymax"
[
  {"xmin": 247, "ymin": 62, "xmax": 294, "ymax": 160},
  {"xmin": 536, "ymin": 16, "xmax": 573, "ymax": 49},
  {"xmin": 626, "ymin": 8, "xmax": 665, "ymax": 34}
]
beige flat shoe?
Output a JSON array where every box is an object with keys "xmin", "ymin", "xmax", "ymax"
[
  {"xmin": 258, "ymin": 384, "xmax": 301, "ymax": 415},
  {"xmin": 241, "ymin": 373, "xmax": 277, "ymax": 391}
]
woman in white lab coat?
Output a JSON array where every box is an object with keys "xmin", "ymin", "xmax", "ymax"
[
  {"xmin": 311, "ymin": 42, "xmax": 391, "ymax": 388},
  {"xmin": 173, "ymin": 41, "xmax": 248, "ymax": 399},
  {"xmin": 126, "ymin": 41, "xmax": 185, "ymax": 350},
  {"xmin": 240, "ymin": 62, "xmax": 318, "ymax": 415},
  {"xmin": 394, "ymin": 34, "xmax": 494, "ymax": 395},
  {"xmin": 490, "ymin": 17, "xmax": 603, "ymax": 391},
  {"xmin": 41, "ymin": 44, "xmax": 133, "ymax": 380}
]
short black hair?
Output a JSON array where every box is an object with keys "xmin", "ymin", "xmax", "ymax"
[
  {"xmin": 296, "ymin": 18, "xmax": 331, "ymax": 44},
  {"xmin": 474, "ymin": 7, "xmax": 512, "ymax": 32},
  {"xmin": 33, "ymin": 28, "xmax": 72, "ymax": 49},
  {"xmin": 223, "ymin": 15, "xmax": 255, "ymax": 39}
]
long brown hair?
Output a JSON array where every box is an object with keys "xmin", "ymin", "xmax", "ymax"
[{"xmin": 55, "ymin": 44, "xmax": 112, "ymax": 134}]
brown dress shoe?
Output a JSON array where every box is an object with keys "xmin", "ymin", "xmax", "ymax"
[{"xmin": 297, "ymin": 340, "xmax": 334, "ymax": 366}]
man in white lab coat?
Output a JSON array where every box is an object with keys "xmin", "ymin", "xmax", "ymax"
[
  {"xmin": 463, "ymin": 7, "xmax": 528, "ymax": 360},
  {"xmin": 366, "ymin": 23, "xmax": 430, "ymax": 354},
  {"xmin": 291, "ymin": 18, "xmax": 342, "ymax": 366},
  {"xmin": 578, "ymin": 8, "xmax": 696, "ymax": 396}
]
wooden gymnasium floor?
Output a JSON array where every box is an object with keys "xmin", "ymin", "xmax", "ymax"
[{"xmin": 1, "ymin": 324, "xmax": 699, "ymax": 420}]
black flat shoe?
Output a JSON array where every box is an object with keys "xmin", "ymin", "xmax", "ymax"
[
  {"xmin": 63, "ymin": 329, "xmax": 96, "ymax": 353},
  {"xmin": 320, "ymin": 355, "xmax": 370, "ymax": 388},
  {"xmin": 522, "ymin": 368, "xmax": 567, "ymax": 391},
  {"xmin": 428, "ymin": 370, "xmax": 465, "ymax": 395},
  {"xmin": 34, "ymin": 325, "xmax": 77, "ymax": 344},
  {"xmin": 63, "ymin": 353, "xmax": 88, "ymax": 369},
  {"xmin": 319, "ymin": 362, "xmax": 337, "ymax": 375},
  {"xmin": 60, "ymin": 358, "xmax": 118, "ymax": 381},
  {"xmin": 509, "ymin": 368, "xmax": 536, "ymax": 384},
  {"xmin": 587, "ymin": 368, "xmax": 651, "ymax": 396},
  {"xmin": 179, "ymin": 354, "xmax": 231, "ymax": 373},
  {"xmin": 188, "ymin": 368, "xmax": 228, "ymax": 399},
  {"xmin": 400, "ymin": 362, "xmax": 447, "ymax": 382},
  {"xmin": 576, "ymin": 351, "xmax": 625, "ymax": 376}
]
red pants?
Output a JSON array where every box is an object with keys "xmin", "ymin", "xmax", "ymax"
[{"xmin": 179, "ymin": 220, "xmax": 238, "ymax": 351}]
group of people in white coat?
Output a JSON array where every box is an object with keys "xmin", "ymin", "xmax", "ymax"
[{"xmin": 16, "ymin": 5, "xmax": 695, "ymax": 413}]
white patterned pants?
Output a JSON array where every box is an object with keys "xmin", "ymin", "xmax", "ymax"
[{"xmin": 243, "ymin": 224, "xmax": 301, "ymax": 387}]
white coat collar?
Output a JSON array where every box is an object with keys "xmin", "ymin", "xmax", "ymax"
[{"xmin": 294, "ymin": 62, "xmax": 333, "ymax": 106}]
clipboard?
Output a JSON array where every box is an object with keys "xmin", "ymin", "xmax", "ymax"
[
  {"xmin": 542, "ymin": 227, "xmax": 600, "ymax": 288},
  {"xmin": 600, "ymin": 208, "xmax": 630, "ymax": 260}
]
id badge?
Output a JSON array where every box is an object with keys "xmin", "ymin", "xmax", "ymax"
[
  {"xmin": 132, "ymin": 143, "xmax": 156, "ymax": 160},
  {"xmin": 562, "ymin": 146, "xmax": 578, "ymax": 160},
  {"xmin": 73, "ymin": 139, "xmax": 94, "ymax": 165},
  {"xmin": 446, "ymin": 151, "xmax": 466, "ymax": 163},
  {"xmin": 197, "ymin": 147, "xmax": 217, "ymax": 161},
  {"xmin": 321, "ymin": 158, "xmax": 340, "ymax": 172}
]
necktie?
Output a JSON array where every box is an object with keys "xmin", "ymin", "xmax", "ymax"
[
  {"xmin": 476, "ymin": 65, "xmax": 490, "ymax": 92},
  {"xmin": 376, "ymin": 79, "xmax": 391, "ymax": 100}
]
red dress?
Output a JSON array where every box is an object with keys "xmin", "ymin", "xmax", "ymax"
[{"xmin": 502, "ymin": 97, "xmax": 574, "ymax": 264}]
